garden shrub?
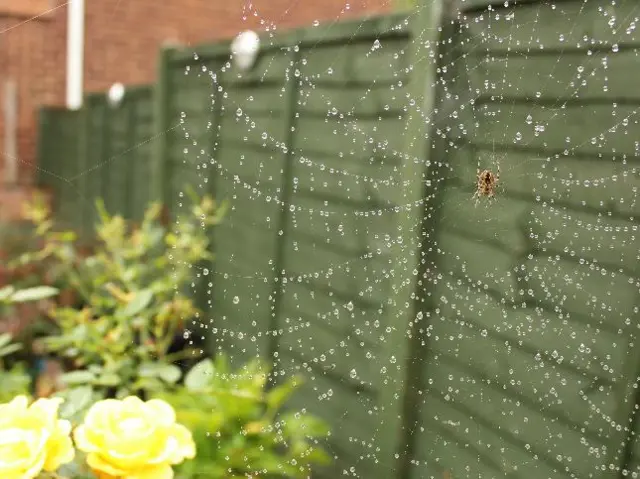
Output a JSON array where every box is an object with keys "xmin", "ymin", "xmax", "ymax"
[{"xmin": 6, "ymin": 191, "xmax": 331, "ymax": 478}]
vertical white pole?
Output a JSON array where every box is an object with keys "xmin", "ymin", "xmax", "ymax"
[
  {"xmin": 66, "ymin": 0, "xmax": 85, "ymax": 110},
  {"xmin": 3, "ymin": 79, "xmax": 17, "ymax": 184}
]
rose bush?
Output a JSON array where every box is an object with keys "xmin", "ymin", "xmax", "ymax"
[
  {"xmin": 74, "ymin": 396, "xmax": 195, "ymax": 479},
  {"xmin": 0, "ymin": 395, "xmax": 74, "ymax": 479}
]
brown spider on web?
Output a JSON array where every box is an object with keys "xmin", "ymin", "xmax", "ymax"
[
  {"xmin": 472, "ymin": 143, "xmax": 501, "ymax": 206},
  {"xmin": 472, "ymin": 163, "xmax": 500, "ymax": 206}
]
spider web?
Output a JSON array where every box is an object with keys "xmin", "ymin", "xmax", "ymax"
[
  {"xmin": 11, "ymin": 0, "xmax": 640, "ymax": 477},
  {"xmin": 171, "ymin": 1, "xmax": 640, "ymax": 477}
]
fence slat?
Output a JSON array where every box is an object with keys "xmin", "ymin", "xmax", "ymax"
[
  {"xmin": 375, "ymin": 1, "xmax": 445, "ymax": 477},
  {"xmin": 267, "ymin": 42, "xmax": 302, "ymax": 363},
  {"xmin": 153, "ymin": 46, "xmax": 175, "ymax": 208}
]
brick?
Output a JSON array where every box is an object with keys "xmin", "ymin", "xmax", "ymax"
[
  {"xmin": 0, "ymin": 0, "xmax": 53, "ymax": 18},
  {"xmin": 0, "ymin": 0, "xmax": 390, "ymax": 187}
]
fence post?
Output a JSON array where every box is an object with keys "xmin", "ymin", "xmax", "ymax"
[
  {"xmin": 77, "ymin": 100, "xmax": 91, "ymax": 239},
  {"xmin": 152, "ymin": 46, "xmax": 174, "ymax": 209},
  {"xmin": 265, "ymin": 37, "xmax": 302, "ymax": 368},
  {"xmin": 376, "ymin": 1, "xmax": 446, "ymax": 477},
  {"xmin": 606, "ymin": 353, "xmax": 640, "ymax": 478},
  {"xmin": 200, "ymin": 57, "xmax": 225, "ymax": 355},
  {"xmin": 35, "ymin": 108, "xmax": 51, "ymax": 188},
  {"xmin": 100, "ymin": 96, "xmax": 112, "ymax": 214},
  {"xmin": 124, "ymin": 91, "xmax": 136, "ymax": 220}
]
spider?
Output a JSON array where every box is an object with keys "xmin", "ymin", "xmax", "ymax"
[{"xmin": 472, "ymin": 163, "xmax": 500, "ymax": 206}]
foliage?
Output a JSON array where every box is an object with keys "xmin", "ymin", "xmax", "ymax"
[
  {"xmin": 14, "ymin": 190, "xmax": 226, "ymax": 409},
  {"xmin": 7, "ymin": 191, "xmax": 331, "ymax": 478},
  {"xmin": 0, "ymin": 284, "xmax": 59, "ymax": 307},
  {"xmin": 0, "ymin": 333, "xmax": 31, "ymax": 403},
  {"xmin": 0, "ymin": 285, "xmax": 60, "ymax": 402},
  {"xmin": 158, "ymin": 354, "xmax": 331, "ymax": 479}
]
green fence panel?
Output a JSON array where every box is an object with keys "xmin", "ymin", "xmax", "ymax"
[
  {"xmin": 127, "ymin": 86, "xmax": 155, "ymax": 222},
  {"xmin": 36, "ymin": 107, "xmax": 81, "ymax": 229},
  {"xmin": 79, "ymin": 86, "xmax": 154, "ymax": 230},
  {"xmin": 408, "ymin": 0, "xmax": 640, "ymax": 478},
  {"xmin": 159, "ymin": 15, "xmax": 417, "ymax": 477},
  {"xmin": 213, "ymin": 44, "xmax": 297, "ymax": 365},
  {"xmin": 161, "ymin": 37, "xmax": 299, "ymax": 364},
  {"xmin": 36, "ymin": 108, "xmax": 57, "ymax": 192},
  {"xmin": 272, "ymin": 14, "xmax": 414, "ymax": 479},
  {"xmin": 81, "ymin": 94, "xmax": 108, "ymax": 232},
  {"xmin": 158, "ymin": 44, "xmax": 233, "ymax": 360},
  {"xmin": 628, "ymin": 427, "xmax": 640, "ymax": 477},
  {"xmin": 103, "ymin": 94, "xmax": 130, "ymax": 217}
]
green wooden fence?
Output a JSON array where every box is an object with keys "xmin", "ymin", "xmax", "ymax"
[
  {"xmin": 36, "ymin": 108, "xmax": 82, "ymax": 229},
  {"xmin": 80, "ymin": 86, "xmax": 155, "ymax": 232},
  {"xmin": 37, "ymin": 86, "xmax": 155, "ymax": 237},
  {"xmin": 36, "ymin": 1, "xmax": 640, "ymax": 478},
  {"xmin": 406, "ymin": 2, "xmax": 640, "ymax": 478}
]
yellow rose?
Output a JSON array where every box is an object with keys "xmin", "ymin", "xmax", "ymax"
[
  {"xmin": 0, "ymin": 395, "xmax": 74, "ymax": 479},
  {"xmin": 74, "ymin": 396, "xmax": 196, "ymax": 479}
]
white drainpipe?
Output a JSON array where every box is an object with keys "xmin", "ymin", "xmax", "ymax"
[{"xmin": 66, "ymin": 0, "xmax": 85, "ymax": 110}]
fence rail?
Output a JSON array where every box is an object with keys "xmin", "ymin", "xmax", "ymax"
[{"xmin": 36, "ymin": 2, "xmax": 640, "ymax": 478}]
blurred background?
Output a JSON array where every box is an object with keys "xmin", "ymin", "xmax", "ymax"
[{"xmin": 2, "ymin": 1, "xmax": 640, "ymax": 479}]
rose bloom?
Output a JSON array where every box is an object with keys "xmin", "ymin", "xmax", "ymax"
[
  {"xmin": 74, "ymin": 396, "xmax": 196, "ymax": 479},
  {"xmin": 0, "ymin": 395, "xmax": 74, "ymax": 479}
]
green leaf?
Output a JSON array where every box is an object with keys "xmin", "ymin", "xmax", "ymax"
[
  {"xmin": 57, "ymin": 385, "xmax": 95, "ymax": 419},
  {"xmin": 116, "ymin": 386, "xmax": 132, "ymax": 399},
  {"xmin": 50, "ymin": 230, "xmax": 77, "ymax": 242},
  {"xmin": 0, "ymin": 286, "xmax": 15, "ymax": 302},
  {"xmin": 266, "ymin": 376, "xmax": 300, "ymax": 414},
  {"xmin": 95, "ymin": 198, "xmax": 110, "ymax": 224},
  {"xmin": 281, "ymin": 412, "xmax": 330, "ymax": 439},
  {"xmin": 139, "ymin": 363, "xmax": 182, "ymax": 384},
  {"xmin": 60, "ymin": 370, "xmax": 96, "ymax": 386},
  {"xmin": 95, "ymin": 372, "xmax": 121, "ymax": 387},
  {"xmin": 0, "ymin": 333, "xmax": 12, "ymax": 349},
  {"xmin": 87, "ymin": 364, "xmax": 104, "ymax": 374},
  {"xmin": 9, "ymin": 286, "xmax": 59, "ymax": 303},
  {"xmin": 121, "ymin": 289, "xmax": 153, "ymax": 317},
  {"xmin": 0, "ymin": 343, "xmax": 22, "ymax": 357},
  {"xmin": 184, "ymin": 358, "xmax": 214, "ymax": 392}
]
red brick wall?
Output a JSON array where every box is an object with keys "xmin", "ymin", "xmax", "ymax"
[
  {"xmin": 83, "ymin": 0, "xmax": 391, "ymax": 92},
  {"xmin": 0, "ymin": 0, "xmax": 67, "ymax": 186},
  {"xmin": 0, "ymin": 0, "xmax": 390, "ymax": 188},
  {"xmin": 0, "ymin": 0, "xmax": 53, "ymax": 18}
]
